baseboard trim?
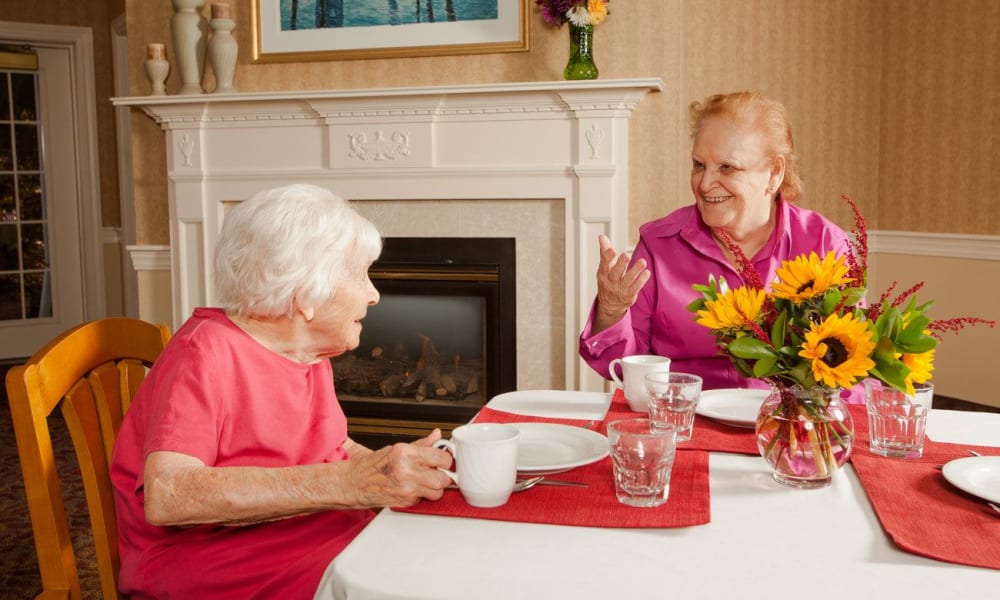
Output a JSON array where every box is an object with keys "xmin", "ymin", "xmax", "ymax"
[{"xmin": 933, "ymin": 394, "xmax": 1000, "ymax": 413}]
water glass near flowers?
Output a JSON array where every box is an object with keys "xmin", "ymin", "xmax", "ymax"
[
  {"xmin": 645, "ymin": 372, "xmax": 703, "ymax": 442},
  {"xmin": 864, "ymin": 380, "xmax": 934, "ymax": 458}
]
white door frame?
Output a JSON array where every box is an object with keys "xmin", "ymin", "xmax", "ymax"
[
  {"xmin": 111, "ymin": 14, "xmax": 139, "ymax": 317},
  {"xmin": 0, "ymin": 21, "xmax": 105, "ymax": 351}
]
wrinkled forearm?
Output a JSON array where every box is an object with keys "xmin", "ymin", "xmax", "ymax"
[
  {"xmin": 143, "ymin": 441, "xmax": 451, "ymax": 528},
  {"xmin": 143, "ymin": 454, "xmax": 366, "ymax": 527}
]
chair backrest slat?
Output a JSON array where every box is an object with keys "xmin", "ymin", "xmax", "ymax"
[
  {"xmin": 88, "ymin": 362, "xmax": 124, "ymax": 466},
  {"xmin": 6, "ymin": 317, "xmax": 171, "ymax": 599}
]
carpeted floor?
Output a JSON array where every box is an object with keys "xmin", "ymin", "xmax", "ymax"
[{"xmin": 1, "ymin": 362, "xmax": 101, "ymax": 598}]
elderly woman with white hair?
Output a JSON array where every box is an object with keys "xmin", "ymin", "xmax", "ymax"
[{"xmin": 111, "ymin": 183, "xmax": 453, "ymax": 599}]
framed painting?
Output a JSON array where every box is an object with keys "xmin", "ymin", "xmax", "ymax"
[{"xmin": 251, "ymin": 0, "xmax": 529, "ymax": 63}]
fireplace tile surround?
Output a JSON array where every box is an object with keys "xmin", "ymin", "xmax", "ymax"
[{"xmin": 115, "ymin": 79, "xmax": 663, "ymax": 393}]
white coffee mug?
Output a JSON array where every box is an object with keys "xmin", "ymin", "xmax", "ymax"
[
  {"xmin": 433, "ymin": 423, "xmax": 520, "ymax": 508},
  {"xmin": 609, "ymin": 354, "xmax": 672, "ymax": 412}
]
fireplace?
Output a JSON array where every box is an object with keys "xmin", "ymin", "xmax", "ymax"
[
  {"xmin": 334, "ymin": 237, "xmax": 516, "ymax": 445},
  {"xmin": 116, "ymin": 79, "xmax": 662, "ymax": 394}
]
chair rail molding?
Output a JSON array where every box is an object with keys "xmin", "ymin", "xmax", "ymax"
[{"xmin": 869, "ymin": 231, "xmax": 1000, "ymax": 261}]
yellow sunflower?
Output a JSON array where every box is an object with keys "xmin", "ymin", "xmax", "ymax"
[
  {"xmin": 696, "ymin": 286, "xmax": 766, "ymax": 331},
  {"xmin": 901, "ymin": 349, "xmax": 935, "ymax": 393},
  {"xmin": 798, "ymin": 312, "xmax": 876, "ymax": 388},
  {"xmin": 771, "ymin": 250, "xmax": 853, "ymax": 302}
]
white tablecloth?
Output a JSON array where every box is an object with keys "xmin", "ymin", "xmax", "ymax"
[{"xmin": 314, "ymin": 392, "xmax": 1000, "ymax": 599}]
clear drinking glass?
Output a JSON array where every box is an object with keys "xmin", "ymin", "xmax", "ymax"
[
  {"xmin": 645, "ymin": 372, "xmax": 703, "ymax": 442},
  {"xmin": 606, "ymin": 418, "xmax": 678, "ymax": 507},
  {"xmin": 864, "ymin": 380, "xmax": 933, "ymax": 459}
]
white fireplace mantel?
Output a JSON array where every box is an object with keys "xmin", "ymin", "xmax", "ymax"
[{"xmin": 114, "ymin": 78, "xmax": 663, "ymax": 392}]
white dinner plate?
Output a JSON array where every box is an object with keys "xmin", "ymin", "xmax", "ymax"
[
  {"xmin": 942, "ymin": 456, "xmax": 1000, "ymax": 504},
  {"xmin": 488, "ymin": 389, "xmax": 612, "ymax": 421},
  {"xmin": 512, "ymin": 423, "xmax": 609, "ymax": 475},
  {"xmin": 695, "ymin": 388, "xmax": 770, "ymax": 428}
]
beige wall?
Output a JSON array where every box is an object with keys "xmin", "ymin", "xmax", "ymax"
[
  {"xmin": 125, "ymin": 0, "xmax": 999, "ymax": 241},
  {"xmin": 121, "ymin": 0, "xmax": 998, "ymax": 404}
]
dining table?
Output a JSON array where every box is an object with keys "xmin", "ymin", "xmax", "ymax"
[{"xmin": 313, "ymin": 389, "xmax": 1000, "ymax": 600}]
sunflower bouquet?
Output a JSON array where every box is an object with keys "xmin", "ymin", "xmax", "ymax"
[
  {"xmin": 689, "ymin": 196, "xmax": 992, "ymax": 395},
  {"xmin": 688, "ymin": 197, "xmax": 994, "ymax": 485}
]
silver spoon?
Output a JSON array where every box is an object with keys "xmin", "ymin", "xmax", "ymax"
[
  {"xmin": 513, "ymin": 476, "xmax": 545, "ymax": 492},
  {"xmin": 447, "ymin": 476, "xmax": 544, "ymax": 493}
]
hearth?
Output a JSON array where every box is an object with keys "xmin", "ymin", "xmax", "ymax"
[{"xmin": 333, "ymin": 237, "xmax": 516, "ymax": 446}]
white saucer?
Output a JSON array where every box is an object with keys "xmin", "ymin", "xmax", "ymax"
[
  {"xmin": 942, "ymin": 456, "xmax": 1000, "ymax": 504},
  {"xmin": 512, "ymin": 422, "xmax": 609, "ymax": 475},
  {"xmin": 696, "ymin": 388, "xmax": 770, "ymax": 428}
]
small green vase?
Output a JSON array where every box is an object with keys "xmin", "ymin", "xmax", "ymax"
[{"xmin": 564, "ymin": 23, "xmax": 598, "ymax": 80}]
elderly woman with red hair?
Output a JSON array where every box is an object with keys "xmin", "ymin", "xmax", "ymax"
[{"xmin": 580, "ymin": 91, "xmax": 853, "ymax": 392}]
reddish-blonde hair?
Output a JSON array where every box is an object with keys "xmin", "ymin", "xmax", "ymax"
[{"xmin": 689, "ymin": 91, "xmax": 803, "ymax": 202}]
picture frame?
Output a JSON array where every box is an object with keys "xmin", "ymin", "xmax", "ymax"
[{"xmin": 251, "ymin": 0, "xmax": 529, "ymax": 63}]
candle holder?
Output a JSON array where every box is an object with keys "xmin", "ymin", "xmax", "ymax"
[{"xmin": 144, "ymin": 43, "xmax": 170, "ymax": 96}]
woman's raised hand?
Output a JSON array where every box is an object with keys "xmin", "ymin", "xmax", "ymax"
[{"xmin": 593, "ymin": 234, "xmax": 650, "ymax": 332}]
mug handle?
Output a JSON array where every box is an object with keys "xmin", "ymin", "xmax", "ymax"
[
  {"xmin": 433, "ymin": 439, "xmax": 459, "ymax": 485},
  {"xmin": 609, "ymin": 358, "xmax": 625, "ymax": 389}
]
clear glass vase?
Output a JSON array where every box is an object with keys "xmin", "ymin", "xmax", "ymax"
[
  {"xmin": 564, "ymin": 23, "xmax": 598, "ymax": 80},
  {"xmin": 755, "ymin": 385, "xmax": 854, "ymax": 488}
]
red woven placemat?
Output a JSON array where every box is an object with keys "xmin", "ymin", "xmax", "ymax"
[
  {"xmin": 395, "ymin": 449, "xmax": 710, "ymax": 528},
  {"xmin": 848, "ymin": 404, "xmax": 1000, "ymax": 570}
]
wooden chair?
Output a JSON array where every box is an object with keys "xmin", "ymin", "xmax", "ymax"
[{"xmin": 5, "ymin": 317, "xmax": 171, "ymax": 600}]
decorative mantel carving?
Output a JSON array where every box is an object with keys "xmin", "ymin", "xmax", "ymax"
[{"xmin": 114, "ymin": 78, "xmax": 663, "ymax": 392}]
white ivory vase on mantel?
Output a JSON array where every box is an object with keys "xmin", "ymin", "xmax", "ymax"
[
  {"xmin": 113, "ymin": 78, "xmax": 664, "ymax": 393},
  {"xmin": 171, "ymin": 0, "xmax": 208, "ymax": 94}
]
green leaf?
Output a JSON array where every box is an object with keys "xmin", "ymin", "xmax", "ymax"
[
  {"xmin": 896, "ymin": 317, "xmax": 932, "ymax": 347},
  {"xmin": 896, "ymin": 336, "xmax": 938, "ymax": 354},
  {"xmin": 869, "ymin": 362, "xmax": 909, "ymax": 393},
  {"xmin": 752, "ymin": 355, "xmax": 779, "ymax": 378},
  {"xmin": 787, "ymin": 363, "xmax": 815, "ymax": 388},
  {"xmin": 732, "ymin": 357, "xmax": 756, "ymax": 378},
  {"xmin": 770, "ymin": 311, "xmax": 788, "ymax": 348},
  {"xmin": 727, "ymin": 337, "xmax": 776, "ymax": 360},
  {"xmin": 823, "ymin": 288, "xmax": 843, "ymax": 314},
  {"xmin": 874, "ymin": 308, "xmax": 901, "ymax": 339},
  {"xmin": 686, "ymin": 298, "xmax": 706, "ymax": 313},
  {"xmin": 841, "ymin": 287, "xmax": 866, "ymax": 307}
]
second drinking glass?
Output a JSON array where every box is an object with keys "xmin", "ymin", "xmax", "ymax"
[{"xmin": 645, "ymin": 372, "xmax": 703, "ymax": 442}]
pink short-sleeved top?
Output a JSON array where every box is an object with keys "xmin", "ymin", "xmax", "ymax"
[{"xmin": 111, "ymin": 307, "xmax": 373, "ymax": 599}]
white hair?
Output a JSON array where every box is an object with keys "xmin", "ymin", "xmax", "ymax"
[{"xmin": 213, "ymin": 183, "xmax": 382, "ymax": 318}]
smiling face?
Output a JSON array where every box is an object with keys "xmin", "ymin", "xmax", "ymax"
[{"xmin": 690, "ymin": 115, "xmax": 784, "ymax": 238}]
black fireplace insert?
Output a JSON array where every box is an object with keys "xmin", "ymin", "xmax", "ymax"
[{"xmin": 333, "ymin": 237, "xmax": 516, "ymax": 446}]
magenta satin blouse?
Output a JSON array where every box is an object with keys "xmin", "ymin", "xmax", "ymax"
[{"xmin": 579, "ymin": 200, "xmax": 853, "ymax": 393}]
